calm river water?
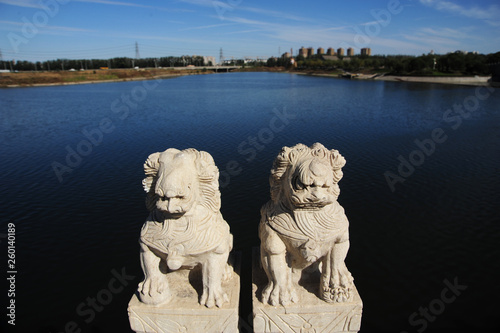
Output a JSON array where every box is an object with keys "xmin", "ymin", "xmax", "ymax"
[{"xmin": 1, "ymin": 72, "xmax": 499, "ymax": 332}]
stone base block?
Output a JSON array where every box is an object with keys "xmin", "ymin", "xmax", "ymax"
[
  {"xmin": 252, "ymin": 248, "xmax": 362, "ymax": 333},
  {"xmin": 128, "ymin": 253, "xmax": 240, "ymax": 333}
]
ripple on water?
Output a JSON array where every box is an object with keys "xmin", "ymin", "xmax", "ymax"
[{"xmin": 1, "ymin": 73, "xmax": 499, "ymax": 332}]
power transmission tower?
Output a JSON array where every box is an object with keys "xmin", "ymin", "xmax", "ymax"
[
  {"xmin": 219, "ymin": 48, "xmax": 224, "ymax": 65},
  {"xmin": 135, "ymin": 42, "xmax": 140, "ymax": 59}
]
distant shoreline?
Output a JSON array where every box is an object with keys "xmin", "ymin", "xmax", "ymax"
[
  {"xmin": 0, "ymin": 74, "xmax": 191, "ymax": 88},
  {"xmin": 0, "ymin": 68, "xmax": 211, "ymax": 88},
  {"xmin": 1, "ymin": 68, "xmax": 496, "ymax": 88},
  {"xmin": 297, "ymin": 72, "xmax": 494, "ymax": 87}
]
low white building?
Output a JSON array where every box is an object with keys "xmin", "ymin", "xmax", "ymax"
[{"xmin": 203, "ymin": 56, "xmax": 216, "ymax": 66}]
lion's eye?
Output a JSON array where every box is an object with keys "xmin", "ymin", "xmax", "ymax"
[{"xmin": 293, "ymin": 176, "xmax": 304, "ymax": 190}]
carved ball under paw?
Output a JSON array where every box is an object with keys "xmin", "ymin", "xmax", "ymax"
[{"xmin": 321, "ymin": 285, "xmax": 352, "ymax": 303}]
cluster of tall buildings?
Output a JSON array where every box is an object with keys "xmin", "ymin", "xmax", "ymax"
[{"xmin": 283, "ymin": 47, "xmax": 371, "ymax": 59}]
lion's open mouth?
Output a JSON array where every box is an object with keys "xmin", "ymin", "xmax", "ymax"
[
  {"xmin": 293, "ymin": 202, "xmax": 328, "ymax": 210},
  {"xmin": 165, "ymin": 211, "xmax": 186, "ymax": 218}
]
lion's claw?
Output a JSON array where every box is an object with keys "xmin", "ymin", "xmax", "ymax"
[
  {"xmin": 201, "ymin": 287, "xmax": 229, "ymax": 308},
  {"xmin": 137, "ymin": 276, "xmax": 170, "ymax": 305},
  {"xmin": 262, "ymin": 282, "xmax": 297, "ymax": 306},
  {"xmin": 320, "ymin": 264, "xmax": 354, "ymax": 303}
]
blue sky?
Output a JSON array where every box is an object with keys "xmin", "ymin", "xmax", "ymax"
[{"xmin": 0, "ymin": 0, "xmax": 499, "ymax": 62}]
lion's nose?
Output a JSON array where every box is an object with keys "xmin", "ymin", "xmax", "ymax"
[
  {"xmin": 307, "ymin": 188, "xmax": 321, "ymax": 201},
  {"xmin": 168, "ymin": 199, "xmax": 181, "ymax": 213},
  {"xmin": 306, "ymin": 196, "xmax": 321, "ymax": 202}
]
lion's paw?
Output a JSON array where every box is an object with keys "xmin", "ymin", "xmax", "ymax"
[
  {"xmin": 200, "ymin": 286, "xmax": 229, "ymax": 308},
  {"xmin": 261, "ymin": 282, "xmax": 297, "ymax": 306},
  {"xmin": 138, "ymin": 276, "xmax": 170, "ymax": 305},
  {"xmin": 321, "ymin": 265, "xmax": 354, "ymax": 303}
]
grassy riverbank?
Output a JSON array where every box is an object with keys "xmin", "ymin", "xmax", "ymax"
[{"xmin": 0, "ymin": 68, "xmax": 210, "ymax": 88}]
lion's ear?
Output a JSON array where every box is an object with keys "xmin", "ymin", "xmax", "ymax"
[
  {"xmin": 272, "ymin": 147, "xmax": 291, "ymax": 179},
  {"xmin": 143, "ymin": 152, "xmax": 161, "ymax": 193},
  {"xmin": 329, "ymin": 149, "xmax": 346, "ymax": 184},
  {"xmin": 329, "ymin": 149, "xmax": 346, "ymax": 170},
  {"xmin": 195, "ymin": 150, "xmax": 217, "ymax": 177}
]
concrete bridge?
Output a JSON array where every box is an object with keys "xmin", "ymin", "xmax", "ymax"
[{"xmin": 169, "ymin": 66, "xmax": 242, "ymax": 72}]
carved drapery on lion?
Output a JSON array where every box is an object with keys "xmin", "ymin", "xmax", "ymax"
[
  {"xmin": 259, "ymin": 143, "xmax": 354, "ymax": 306},
  {"xmin": 137, "ymin": 148, "xmax": 233, "ymax": 308}
]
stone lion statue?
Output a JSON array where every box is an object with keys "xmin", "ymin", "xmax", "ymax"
[
  {"xmin": 137, "ymin": 148, "xmax": 233, "ymax": 308},
  {"xmin": 259, "ymin": 143, "xmax": 354, "ymax": 306}
]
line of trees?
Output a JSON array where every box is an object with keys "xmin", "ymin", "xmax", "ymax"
[
  {"xmin": 267, "ymin": 51, "xmax": 500, "ymax": 76},
  {"xmin": 222, "ymin": 59, "xmax": 266, "ymax": 67},
  {"xmin": 0, "ymin": 55, "xmax": 210, "ymax": 72}
]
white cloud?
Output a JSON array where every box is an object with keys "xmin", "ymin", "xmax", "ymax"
[
  {"xmin": 182, "ymin": 0, "xmax": 313, "ymax": 22},
  {"xmin": 419, "ymin": 0, "xmax": 500, "ymax": 22},
  {"xmin": 181, "ymin": 0, "xmax": 231, "ymax": 9},
  {"xmin": 179, "ymin": 23, "xmax": 236, "ymax": 31},
  {"xmin": 0, "ymin": 0, "xmax": 192, "ymax": 11},
  {"xmin": 222, "ymin": 16, "xmax": 279, "ymax": 27},
  {"xmin": 222, "ymin": 29, "xmax": 265, "ymax": 35},
  {"xmin": 486, "ymin": 20, "xmax": 500, "ymax": 27},
  {"xmin": 0, "ymin": 0, "xmax": 42, "ymax": 8},
  {"xmin": 399, "ymin": 25, "xmax": 484, "ymax": 54},
  {"xmin": 418, "ymin": 27, "xmax": 473, "ymax": 39},
  {"xmin": 238, "ymin": 6, "xmax": 313, "ymax": 22},
  {"xmin": 403, "ymin": 33, "xmax": 459, "ymax": 47},
  {"xmin": 0, "ymin": 20, "xmax": 94, "ymax": 32},
  {"xmin": 73, "ymin": 0, "xmax": 192, "ymax": 12}
]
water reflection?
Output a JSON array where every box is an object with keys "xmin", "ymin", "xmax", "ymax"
[{"xmin": 0, "ymin": 73, "xmax": 499, "ymax": 332}]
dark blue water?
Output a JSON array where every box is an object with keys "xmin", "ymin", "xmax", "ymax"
[{"xmin": 1, "ymin": 73, "xmax": 499, "ymax": 333}]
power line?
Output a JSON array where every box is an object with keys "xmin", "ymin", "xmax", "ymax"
[
  {"xmin": 1, "ymin": 42, "xmax": 277, "ymax": 63},
  {"xmin": 2, "ymin": 44, "xmax": 133, "ymax": 56}
]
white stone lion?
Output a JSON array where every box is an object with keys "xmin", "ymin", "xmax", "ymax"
[
  {"xmin": 137, "ymin": 148, "xmax": 233, "ymax": 308},
  {"xmin": 259, "ymin": 143, "xmax": 354, "ymax": 306}
]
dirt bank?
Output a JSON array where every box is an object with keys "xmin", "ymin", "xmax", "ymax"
[{"xmin": 0, "ymin": 68, "xmax": 209, "ymax": 88}]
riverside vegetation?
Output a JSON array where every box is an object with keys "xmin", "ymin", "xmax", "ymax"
[
  {"xmin": 269, "ymin": 51, "xmax": 500, "ymax": 77},
  {"xmin": 1, "ymin": 51, "xmax": 499, "ymax": 87}
]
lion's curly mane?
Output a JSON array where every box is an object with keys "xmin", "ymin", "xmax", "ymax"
[
  {"xmin": 269, "ymin": 142, "xmax": 346, "ymax": 204},
  {"xmin": 142, "ymin": 148, "xmax": 221, "ymax": 213}
]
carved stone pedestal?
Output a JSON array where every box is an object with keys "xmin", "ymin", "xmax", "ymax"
[
  {"xmin": 128, "ymin": 253, "xmax": 240, "ymax": 333},
  {"xmin": 252, "ymin": 248, "xmax": 362, "ymax": 333}
]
